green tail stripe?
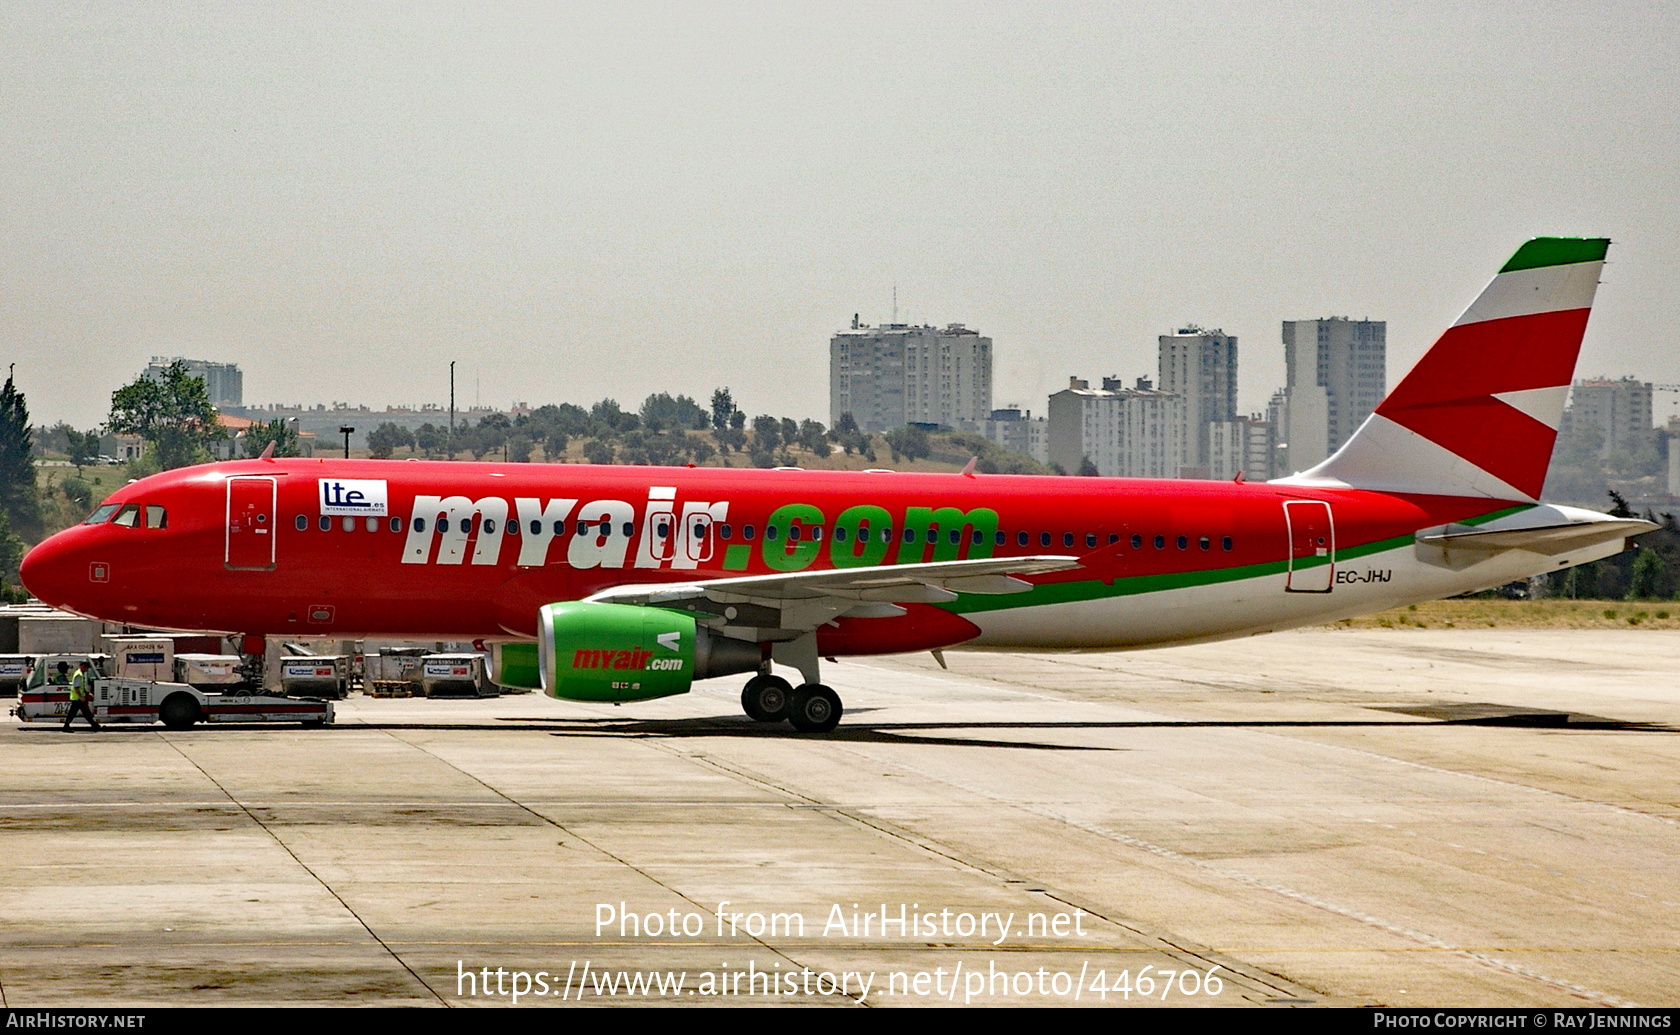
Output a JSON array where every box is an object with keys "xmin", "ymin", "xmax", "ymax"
[{"xmin": 1499, "ymin": 237, "xmax": 1609, "ymax": 274}]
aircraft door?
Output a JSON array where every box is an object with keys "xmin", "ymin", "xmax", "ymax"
[
  {"xmin": 226, "ymin": 476, "xmax": 277, "ymax": 571},
  {"xmin": 681, "ymin": 508, "xmax": 714, "ymax": 564},
  {"xmin": 1283, "ymin": 500, "xmax": 1334, "ymax": 593}
]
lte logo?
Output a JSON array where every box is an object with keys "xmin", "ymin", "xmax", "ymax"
[{"xmin": 88, "ymin": 562, "xmax": 109, "ymax": 584}]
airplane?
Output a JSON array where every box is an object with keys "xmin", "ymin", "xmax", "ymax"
[{"xmin": 19, "ymin": 237, "xmax": 1654, "ymax": 733}]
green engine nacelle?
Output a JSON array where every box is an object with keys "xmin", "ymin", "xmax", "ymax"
[
  {"xmin": 488, "ymin": 642, "xmax": 541, "ymax": 691},
  {"xmin": 535, "ymin": 601, "xmax": 760, "ymax": 703}
]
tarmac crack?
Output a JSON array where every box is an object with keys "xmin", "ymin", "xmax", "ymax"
[{"xmin": 158, "ymin": 734, "xmax": 448, "ymax": 1007}]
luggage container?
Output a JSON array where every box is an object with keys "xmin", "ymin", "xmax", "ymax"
[
  {"xmin": 420, "ymin": 653, "xmax": 496, "ymax": 698},
  {"xmin": 107, "ymin": 636, "xmax": 174, "ymax": 681},
  {"xmin": 278, "ymin": 656, "xmax": 351, "ymax": 698},
  {"xmin": 175, "ymin": 653, "xmax": 245, "ymax": 689},
  {"xmin": 0, "ymin": 654, "xmax": 33, "ymax": 698}
]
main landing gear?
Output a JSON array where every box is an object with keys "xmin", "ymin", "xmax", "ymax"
[{"xmin": 740, "ymin": 673, "xmax": 843, "ymax": 734}]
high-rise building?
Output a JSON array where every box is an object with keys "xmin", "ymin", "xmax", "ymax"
[
  {"xmin": 1047, "ymin": 376, "xmax": 1183, "ymax": 478},
  {"xmin": 1157, "ymin": 326, "xmax": 1237, "ymax": 469},
  {"xmin": 145, "ymin": 357, "xmax": 243, "ymax": 409},
  {"xmin": 830, "ymin": 320, "xmax": 992, "ymax": 433},
  {"xmin": 1279, "ymin": 318, "xmax": 1385, "ymax": 471},
  {"xmin": 982, "ymin": 408, "xmax": 1049, "ymax": 465},
  {"xmin": 1208, "ymin": 416, "xmax": 1277, "ymax": 482},
  {"xmin": 1563, "ymin": 377, "xmax": 1654, "ymax": 459}
]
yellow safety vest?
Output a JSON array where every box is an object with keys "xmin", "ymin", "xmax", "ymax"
[{"xmin": 69, "ymin": 670, "xmax": 88, "ymax": 701}]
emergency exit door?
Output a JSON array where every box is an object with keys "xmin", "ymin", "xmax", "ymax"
[
  {"xmin": 1284, "ymin": 500, "xmax": 1334, "ymax": 593},
  {"xmin": 226, "ymin": 476, "xmax": 277, "ymax": 571}
]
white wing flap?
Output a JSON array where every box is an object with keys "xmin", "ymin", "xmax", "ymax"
[{"xmin": 586, "ymin": 555, "xmax": 1080, "ymax": 608}]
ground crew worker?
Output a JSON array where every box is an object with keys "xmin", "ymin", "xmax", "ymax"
[{"xmin": 63, "ymin": 661, "xmax": 100, "ymax": 731}]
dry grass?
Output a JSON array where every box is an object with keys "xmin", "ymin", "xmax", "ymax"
[{"xmin": 1333, "ymin": 597, "xmax": 1680, "ymax": 630}]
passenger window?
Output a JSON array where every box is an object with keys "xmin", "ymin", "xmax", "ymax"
[
  {"xmin": 529, "ymin": 520, "xmax": 542, "ymax": 535},
  {"xmin": 366, "ymin": 517, "xmax": 380, "ymax": 533},
  {"xmin": 879, "ymin": 527, "xmax": 892, "ymax": 543},
  {"xmin": 1154, "ymin": 534, "xmax": 1165, "ymax": 549},
  {"xmin": 414, "ymin": 517, "xmax": 426, "ymax": 533},
  {"xmin": 786, "ymin": 526, "xmax": 799, "ymax": 542},
  {"xmin": 343, "ymin": 517, "xmax": 356, "ymax": 532},
  {"xmin": 1063, "ymin": 532, "xmax": 1074, "ymax": 548},
  {"xmin": 903, "ymin": 529, "xmax": 915, "ymax": 544},
  {"xmin": 1222, "ymin": 536, "xmax": 1233, "ymax": 551},
  {"xmin": 483, "ymin": 519, "xmax": 496, "ymax": 534},
  {"xmin": 576, "ymin": 521, "xmax": 589, "ymax": 536},
  {"xmin": 460, "ymin": 518, "xmax": 473, "ymax": 533},
  {"xmin": 694, "ymin": 523, "xmax": 708, "ymax": 539},
  {"xmin": 1039, "ymin": 532, "xmax": 1050, "ymax": 547},
  {"xmin": 146, "ymin": 506, "xmax": 167, "ymax": 529},
  {"xmin": 720, "ymin": 524, "xmax": 733, "ymax": 540},
  {"xmin": 834, "ymin": 526, "xmax": 848, "ymax": 542},
  {"xmin": 1177, "ymin": 535, "xmax": 1188, "ymax": 550},
  {"xmin": 295, "ymin": 515, "xmax": 308, "ymax": 531},
  {"xmin": 656, "ymin": 522, "xmax": 670, "ymax": 538},
  {"xmin": 84, "ymin": 504, "xmax": 119, "ymax": 525},
  {"xmin": 994, "ymin": 531, "xmax": 1005, "ymax": 546},
  {"xmin": 112, "ymin": 505, "xmax": 139, "ymax": 528},
  {"xmin": 947, "ymin": 529, "xmax": 959, "ymax": 545},
  {"xmin": 1017, "ymin": 531, "xmax": 1029, "ymax": 546},
  {"xmin": 391, "ymin": 517, "xmax": 404, "ymax": 533},
  {"xmin": 552, "ymin": 520, "xmax": 565, "ymax": 535},
  {"xmin": 744, "ymin": 525, "xmax": 756, "ymax": 540},
  {"xmin": 319, "ymin": 515, "xmax": 332, "ymax": 532},
  {"xmin": 926, "ymin": 528, "xmax": 937, "ymax": 544},
  {"xmin": 1108, "ymin": 533, "xmax": 1119, "ymax": 544},
  {"xmin": 622, "ymin": 522, "xmax": 634, "ymax": 537},
  {"xmin": 1131, "ymin": 534, "xmax": 1142, "ymax": 549},
  {"xmin": 766, "ymin": 525, "xmax": 780, "ymax": 541},
  {"xmin": 810, "ymin": 526, "xmax": 822, "ymax": 541},
  {"xmin": 1199, "ymin": 536, "xmax": 1210, "ymax": 551}
]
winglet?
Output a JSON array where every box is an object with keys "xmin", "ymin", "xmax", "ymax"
[
  {"xmin": 960, "ymin": 456, "xmax": 977, "ymax": 478},
  {"xmin": 258, "ymin": 441, "xmax": 276, "ymax": 461}
]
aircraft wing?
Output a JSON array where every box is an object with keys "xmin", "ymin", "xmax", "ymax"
[{"xmin": 586, "ymin": 555, "xmax": 1081, "ymax": 633}]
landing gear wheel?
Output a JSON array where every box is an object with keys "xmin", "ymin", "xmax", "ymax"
[
  {"xmin": 786, "ymin": 684, "xmax": 842, "ymax": 734},
  {"xmin": 741, "ymin": 674, "xmax": 792, "ymax": 722},
  {"xmin": 159, "ymin": 693, "xmax": 200, "ymax": 730}
]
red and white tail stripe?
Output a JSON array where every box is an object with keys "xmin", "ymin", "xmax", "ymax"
[{"xmin": 1278, "ymin": 237, "xmax": 1608, "ymax": 502}]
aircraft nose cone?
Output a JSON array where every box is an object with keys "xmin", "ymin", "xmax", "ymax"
[{"xmin": 19, "ymin": 531, "xmax": 78, "ymax": 608}]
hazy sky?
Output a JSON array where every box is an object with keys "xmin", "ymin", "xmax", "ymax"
[{"xmin": 5, "ymin": 2, "xmax": 1678, "ymax": 429}]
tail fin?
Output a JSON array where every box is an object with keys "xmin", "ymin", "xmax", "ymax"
[{"xmin": 1276, "ymin": 237, "xmax": 1608, "ymax": 501}]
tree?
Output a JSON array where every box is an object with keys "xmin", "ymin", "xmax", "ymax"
[
  {"xmin": 1078, "ymin": 456, "xmax": 1100, "ymax": 476},
  {"xmin": 0, "ymin": 370, "xmax": 40, "ymax": 539},
  {"xmin": 1627, "ymin": 547, "xmax": 1665, "ymax": 600},
  {"xmin": 66, "ymin": 428, "xmax": 101, "ymax": 472},
  {"xmin": 751, "ymin": 414, "xmax": 781, "ymax": 452},
  {"xmin": 799, "ymin": 419, "xmax": 830, "ymax": 458},
  {"xmin": 415, "ymin": 423, "xmax": 449, "ymax": 459},
  {"xmin": 245, "ymin": 419, "xmax": 302, "ymax": 458},
  {"xmin": 710, "ymin": 388, "xmax": 736, "ymax": 431},
  {"xmin": 365, "ymin": 422, "xmax": 414, "ymax": 459},
  {"xmin": 583, "ymin": 438, "xmax": 615, "ymax": 465},
  {"xmin": 107, "ymin": 361, "xmax": 223, "ymax": 470},
  {"xmin": 885, "ymin": 424, "xmax": 930, "ymax": 463}
]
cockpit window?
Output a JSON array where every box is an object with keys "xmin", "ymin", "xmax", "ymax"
[
  {"xmin": 111, "ymin": 504, "xmax": 140, "ymax": 528},
  {"xmin": 145, "ymin": 506, "xmax": 166, "ymax": 529},
  {"xmin": 84, "ymin": 504, "xmax": 119, "ymax": 525}
]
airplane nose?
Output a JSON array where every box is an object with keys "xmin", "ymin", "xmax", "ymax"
[{"xmin": 19, "ymin": 531, "xmax": 77, "ymax": 607}]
